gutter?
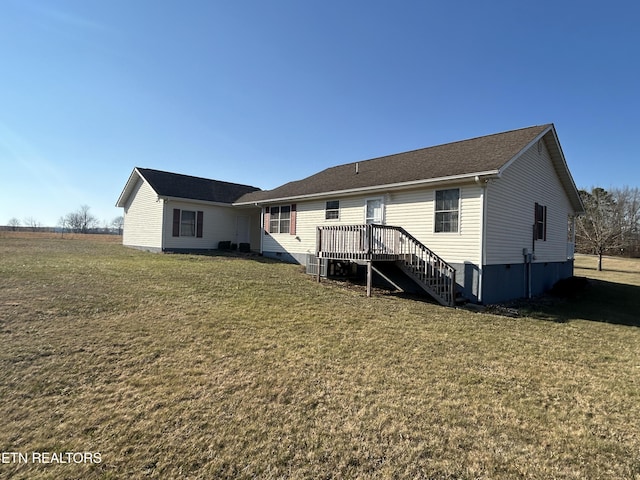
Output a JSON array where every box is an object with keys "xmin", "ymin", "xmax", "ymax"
[
  {"xmin": 160, "ymin": 196, "xmax": 236, "ymax": 208},
  {"xmin": 234, "ymin": 170, "xmax": 501, "ymax": 206}
]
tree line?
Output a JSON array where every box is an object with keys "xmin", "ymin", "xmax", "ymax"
[
  {"xmin": 576, "ymin": 186, "xmax": 640, "ymax": 270},
  {"xmin": 6, "ymin": 205, "xmax": 123, "ymax": 235},
  {"xmin": 5, "ymin": 189, "xmax": 640, "ymax": 269}
]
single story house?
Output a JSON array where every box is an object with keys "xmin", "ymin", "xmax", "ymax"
[
  {"xmin": 117, "ymin": 124, "xmax": 584, "ymax": 305},
  {"xmin": 116, "ymin": 168, "xmax": 262, "ymax": 252}
]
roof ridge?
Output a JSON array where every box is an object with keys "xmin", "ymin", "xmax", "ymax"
[
  {"xmin": 235, "ymin": 124, "xmax": 554, "ymax": 204},
  {"xmin": 330, "ymin": 124, "xmax": 552, "ymax": 169},
  {"xmin": 136, "ymin": 167, "xmax": 260, "ymax": 189}
]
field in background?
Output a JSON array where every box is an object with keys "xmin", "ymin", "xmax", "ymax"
[
  {"xmin": 575, "ymin": 253, "xmax": 640, "ymax": 278},
  {"xmin": 0, "ymin": 230, "xmax": 122, "ymax": 242},
  {"xmin": 517, "ymin": 254, "xmax": 640, "ymax": 327},
  {"xmin": 1, "ymin": 234, "xmax": 639, "ymax": 479}
]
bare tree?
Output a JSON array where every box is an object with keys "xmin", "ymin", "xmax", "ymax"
[
  {"xmin": 65, "ymin": 205, "xmax": 98, "ymax": 233},
  {"xmin": 57, "ymin": 216, "xmax": 68, "ymax": 238},
  {"xmin": 7, "ymin": 218, "xmax": 21, "ymax": 231},
  {"xmin": 576, "ymin": 187, "xmax": 624, "ymax": 270},
  {"xmin": 112, "ymin": 216, "xmax": 124, "ymax": 235},
  {"xmin": 612, "ymin": 186, "xmax": 640, "ymax": 257},
  {"xmin": 23, "ymin": 217, "xmax": 42, "ymax": 232}
]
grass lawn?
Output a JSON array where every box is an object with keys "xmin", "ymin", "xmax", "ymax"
[{"xmin": 1, "ymin": 233, "xmax": 639, "ymax": 479}]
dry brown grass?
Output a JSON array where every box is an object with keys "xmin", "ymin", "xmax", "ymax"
[
  {"xmin": 575, "ymin": 254, "xmax": 640, "ymax": 281},
  {"xmin": 1, "ymin": 237, "xmax": 639, "ymax": 479},
  {"xmin": 0, "ymin": 230, "xmax": 122, "ymax": 242}
]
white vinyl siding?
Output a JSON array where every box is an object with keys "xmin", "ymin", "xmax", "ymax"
[
  {"xmin": 122, "ymin": 178, "xmax": 164, "ymax": 250},
  {"xmin": 365, "ymin": 198, "xmax": 384, "ymax": 224},
  {"xmin": 262, "ymin": 185, "xmax": 483, "ymax": 266},
  {"xmin": 385, "ymin": 187, "xmax": 482, "ymax": 265},
  {"xmin": 485, "ymin": 140, "xmax": 573, "ymax": 265},
  {"xmin": 325, "ymin": 201, "xmax": 340, "ymax": 220},
  {"xmin": 434, "ymin": 188, "xmax": 460, "ymax": 233},
  {"xmin": 269, "ymin": 205, "xmax": 291, "ymax": 234},
  {"xmin": 180, "ymin": 210, "xmax": 197, "ymax": 237},
  {"xmin": 263, "ymin": 202, "xmax": 321, "ymax": 256},
  {"xmin": 162, "ymin": 200, "xmax": 239, "ymax": 250}
]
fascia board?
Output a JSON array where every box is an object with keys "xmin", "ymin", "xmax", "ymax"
[
  {"xmin": 548, "ymin": 128, "xmax": 585, "ymax": 214},
  {"xmin": 116, "ymin": 168, "xmax": 152, "ymax": 207},
  {"xmin": 233, "ymin": 170, "xmax": 501, "ymax": 206},
  {"xmin": 160, "ymin": 196, "xmax": 235, "ymax": 208},
  {"xmin": 498, "ymin": 125, "xmax": 553, "ymax": 175},
  {"xmin": 498, "ymin": 125, "xmax": 584, "ymax": 214}
]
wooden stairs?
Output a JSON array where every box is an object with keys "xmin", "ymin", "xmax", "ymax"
[{"xmin": 316, "ymin": 224, "xmax": 459, "ymax": 307}]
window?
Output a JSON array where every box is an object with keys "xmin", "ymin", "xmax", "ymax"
[
  {"xmin": 265, "ymin": 205, "xmax": 297, "ymax": 235},
  {"xmin": 180, "ymin": 210, "xmax": 196, "ymax": 236},
  {"xmin": 325, "ymin": 200, "xmax": 339, "ymax": 220},
  {"xmin": 435, "ymin": 189, "xmax": 459, "ymax": 233},
  {"xmin": 365, "ymin": 198, "xmax": 383, "ymax": 224},
  {"xmin": 269, "ymin": 205, "xmax": 291, "ymax": 234},
  {"xmin": 172, "ymin": 209, "xmax": 203, "ymax": 237},
  {"xmin": 535, "ymin": 203, "xmax": 547, "ymax": 241}
]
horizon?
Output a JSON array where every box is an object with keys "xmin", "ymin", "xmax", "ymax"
[{"xmin": 1, "ymin": 1, "xmax": 639, "ymax": 227}]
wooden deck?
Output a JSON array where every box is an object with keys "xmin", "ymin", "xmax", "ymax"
[{"xmin": 316, "ymin": 224, "xmax": 457, "ymax": 306}]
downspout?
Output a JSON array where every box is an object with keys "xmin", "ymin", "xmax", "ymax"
[
  {"xmin": 528, "ymin": 252, "xmax": 532, "ymax": 299},
  {"xmin": 522, "ymin": 248, "xmax": 532, "ymax": 299},
  {"xmin": 570, "ymin": 215, "xmax": 577, "ymax": 263},
  {"xmin": 476, "ymin": 176, "xmax": 487, "ymax": 304},
  {"xmin": 529, "ymin": 223, "xmax": 535, "ymax": 299},
  {"xmin": 257, "ymin": 204, "xmax": 264, "ymax": 255},
  {"xmin": 524, "ymin": 252, "xmax": 527, "ymax": 299},
  {"xmin": 160, "ymin": 197, "xmax": 166, "ymax": 252},
  {"xmin": 524, "ymin": 228, "xmax": 533, "ymax": 300}
]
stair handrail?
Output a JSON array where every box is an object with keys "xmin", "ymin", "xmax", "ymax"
[
  {"xmin": 317, "ymin": 224, "xmax": 457, "ymax": 306},
  {"xmin": 372, "ymin": 224, "xmax": 456, "ymax": 306}
]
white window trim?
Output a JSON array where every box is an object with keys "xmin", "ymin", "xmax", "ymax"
[
  {"xmin": 434, "ymin": 188, "xmax": 461, "ymax": 234},
  {"xmin": 269, "ymin": 205, "xmax": 292, "ymax": 234},
  {"xmin": 325, "ymin": 200, "xmax": 340, "ymax": 221},
  {"xmin": 364, "ymin": 197, "xmax": 385, "ymax": 225},
  {"xmin": 180, "ymin": 210, "xmax": 196, "ymax": 237}
]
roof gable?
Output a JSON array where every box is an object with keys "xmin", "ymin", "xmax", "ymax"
[
  {"xmin": 498, "ymin": 126, "xmax": 584, "ymax": 213},
  {"xmin": 236, "ymin": 124, "xmax": 553, "ymax": 204},
  {"xmin": 116, "ymin": 168, "xmax": 260, "ymax": 207}
]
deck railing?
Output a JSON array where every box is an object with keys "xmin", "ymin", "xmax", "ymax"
[{"xmin": 316, "ymin": 224, "xmax": 457, "ymax": 306}]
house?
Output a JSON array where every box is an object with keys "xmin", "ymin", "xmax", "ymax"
[
  {"xmin": 116, "ymin": 168, "xmax": 261, "ymax": 252},
  {"xmin": 233, "ymin": 124, "xmax": 584, "ymax": 305},
  {"xmin": 117, "ymin": 124, "xmax": 584, "ymax": 305}
]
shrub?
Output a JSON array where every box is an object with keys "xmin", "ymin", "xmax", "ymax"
[{"xmin": 550, "ymin": 276, "xmax": 589, "ymax": 297}]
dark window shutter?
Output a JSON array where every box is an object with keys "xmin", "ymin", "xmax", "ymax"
[
  {"xmin": 196, "ymin": 211, "xmax": 204, "ymax": 238},
  {"xmin": 290, "ymin": 204, "xmax": 297, "ymax": 235},
  {"xmin": 534, "ymin": 203, "xmax": 547, "ymax": 241},
  {"xmin": 172, "ymin": 209, "xmax": 180, "ymax": 237}
]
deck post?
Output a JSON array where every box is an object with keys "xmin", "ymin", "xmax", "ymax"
[
  {"xmin": 314, "ymin": 223, "xmax": 458, "ymax": 305},
  {"xmin": 316, "ymin": 227, "xmax": 322, "ymax": 283}
]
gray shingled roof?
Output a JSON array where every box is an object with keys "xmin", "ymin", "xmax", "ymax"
[
  {"xmin": 236, "ymin": 124, "xmax": 551, "ymax": 203},
  {"xmin": 137, "ymin": 168, "xmax": 260, "ymax": 203}
]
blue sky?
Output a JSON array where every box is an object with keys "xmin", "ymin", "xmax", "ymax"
[{"xmin": 1, "ymin": 0, "xmax": 638, "ymax": 227}]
